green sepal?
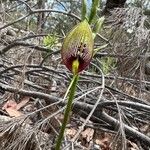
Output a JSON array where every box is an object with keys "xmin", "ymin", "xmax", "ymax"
[
  {"xmin": 94, "ymin": 43, "xmax": 108, "ymax": 55},
  {"xmin": 93, "ymin": 16, "xmax": 105, "ymax": 38}
]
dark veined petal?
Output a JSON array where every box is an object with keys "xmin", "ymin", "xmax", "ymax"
[{"xmin": 61, "ymin": 20, "xmax": 94, "ymax": 74}]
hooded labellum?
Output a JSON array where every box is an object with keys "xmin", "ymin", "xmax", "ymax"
[{"xmin": 61, "ymin": 20, "xmax": 94, "ymax": 74}]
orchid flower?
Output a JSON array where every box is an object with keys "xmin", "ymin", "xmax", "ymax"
[{"xmin": 61, "ymin": 20, "xmax": 94, "ymax": 74}]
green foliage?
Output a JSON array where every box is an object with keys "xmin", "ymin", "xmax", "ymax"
[
  {"xmin": 43, "ymin": 34, "xmax": 58, "ymax": 50},
  {"xmin": 42, "ymin": 34, "xmax": 59, "ymax": 59},
  {"xmin": 100, "ymin": 57, "xmax": 116, "ymax": 75}
]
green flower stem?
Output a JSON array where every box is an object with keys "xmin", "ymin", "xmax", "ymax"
[
  {"xmin": 81, "ymin": 0, "xmax": 87, "ymax": 21},
  {"xmin": 88, "ymin": 0, "xmax": 100, "ymax": 24},
  {"xmin": 55, "ymin": 74, "xmax": 79, "ymax": 150}
]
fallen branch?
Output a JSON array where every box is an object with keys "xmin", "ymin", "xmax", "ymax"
[{"xmin": 0, "ymin": 82, "xmax": 150, "ymax": 146}]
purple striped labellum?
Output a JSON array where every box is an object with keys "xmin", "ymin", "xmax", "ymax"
[{"xmin": 61, "ymin": 20, "xmax": 94, "ymax": 74}]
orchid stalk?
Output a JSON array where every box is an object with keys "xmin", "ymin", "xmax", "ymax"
[
  {"xmin": 55, "ymin": 74, "xmax": 78, "ymax": 150},
  {"xmin": 55, "ymin": 19, "xmax": 93, "ymax": 150},
  {"xmin": 55, "ymin": 0, "xmax": 104, "ymax": 149}
]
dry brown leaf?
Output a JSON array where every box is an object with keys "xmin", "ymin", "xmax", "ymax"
[
  {"xmin": 81, "ymin": 128, "xmax": 94, "ymax": 143},
  {"xmin": 95, "ymin": 137, "xmax": 110, "ymax": 149},
  {"xmin": 16, "ymin": 96, "xmax": 30, "ymax": 110},
  {"xmin": 2, "ymin": 97, "xmax": 29, "ymax": 117},
  {"xmin": 5, "ymin": 108, "xmax": 24, "ymax": 117},
  {"xmin": 2, "ymin": 100, "xmax": 17, "ymax": 110},
  {"xmin": 65, "ymin": 128, "xmax": 77, "ymax": 139},
  {"xmin": 95, "ymin": 132, "xmax": 112, "ymax": 150},
  {"xmin": 128, "ymin": 141, "xmax": 139, "ymax": 150},
  {"xmin": 79, "ymin": 128, "xmax": 94, "ymax": 148}
]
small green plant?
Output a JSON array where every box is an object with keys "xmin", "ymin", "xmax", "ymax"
[
  {"xmin": 101, "ymin": 57, "xmax": 116, "ymax": 75},
  {"xmin": 42, "ymin": 34, "xmax": 58, "ymax": 60},
  {"xmin": 43, "ymin": 34, "xmax": 58, "ymax": 50}
]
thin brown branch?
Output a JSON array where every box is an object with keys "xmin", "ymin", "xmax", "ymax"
[
  {"xmin": 0, "ymin": 41, "xmax": 48, "ymax": 55},
  {"xmin": 100, "ymin": 111, "xmax": 150, "ymax": 146},
  {"xmin": 0, "ymin": 9, "xmax": 80, "ymax": 30},
  {"xmin": 0, "ymin": 82, "xmax": 150, "ymax": 146}
]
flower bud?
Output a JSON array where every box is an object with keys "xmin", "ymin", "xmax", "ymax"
[{"xmin": 61, "ymin": 20, "xmax": 94, "ymax": 74}]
